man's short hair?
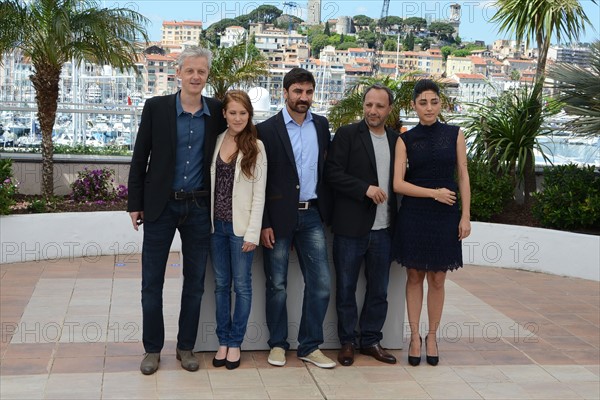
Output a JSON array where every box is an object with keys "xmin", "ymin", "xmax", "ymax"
[
  {"xmin": 283, "ymin": 67, "xmax": 316, "ymax": 90},
  {"xmin": 363, "ymin": 83, "xmax": 394, "ymax": 106},
  {"xmin": 177, "ymin": 46, "xmax": 213, "ymax": 69}
]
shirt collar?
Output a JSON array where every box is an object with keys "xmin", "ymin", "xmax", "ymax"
[
  {"xmin": 176, "ymin": 91, "xmax": 211, "ymax": 117},
  {"xmin": 282, "ymin": 104, "xmax": 313, "ymax": 126}
]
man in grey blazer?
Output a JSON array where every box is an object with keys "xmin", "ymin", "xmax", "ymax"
[
  {"xmin": 256, "ymin": 68, "xmax": 336, "ymax": 369},
  {"xmin": 325, "ymin": 84, "xmax": 398, "ymax": 366},
  {"xmin": 128, "ymin": 46, "xmax": 227, "ymax": 375}
]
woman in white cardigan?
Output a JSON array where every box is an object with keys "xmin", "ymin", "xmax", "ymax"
[{"xmin": 210, "ymin": 90, "xmax": 267, "ymax": 370}]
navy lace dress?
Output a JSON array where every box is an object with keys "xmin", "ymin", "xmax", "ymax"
[{"xmin": 393, "ymin": 121, "xmax": 463, "ymax": 272}]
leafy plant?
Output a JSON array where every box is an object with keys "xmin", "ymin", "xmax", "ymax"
[
  {"xmin": 28, "ymin": 198, "xmax": 48, "ymax": 213},
  {"xmin": 0, "ymin": 0, "xmax": 149, "ymax": 199},
  {"xmin": 200, "ymin": 39, "xmax": 268, "ymax": 101},
  {"xmin": 548, "ymin": 40, "xmax": 600, "ymax": 135},
  {"xmin": 0, "ymin": 158, "xmax": 18, "ymax": 215},
  {"xmin": 70, "ymin": 167, "xmax": 127, "ymax": 203},
  {"xmin": 463, "ymin": 86, "xmax": 557, "ymax": 203},
  {"xmin": 468, "ymin": 159, "xmax": 514, "ymax": 221},
  {"xmin": 532, "ymin": 164, "xmax": 600, "ymax": 230}
]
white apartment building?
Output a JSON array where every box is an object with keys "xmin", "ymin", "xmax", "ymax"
[
  {"xmin": 253, "ymin": 26, "xmax": 309, "ymax": 63},
  {"xmin": 548, "ymin": 46, "xmax": 591, "ymax": 68},
  {"xmin": 144, "ymin": 53, "xmax": 177, "ymax": 96},
  {"xmin": 220, "ymin": 26, "xmax": 246, "ymax": 48},
  {"xmin": 448, "ymin": 73, "xmax": 495, "ymax": 105},
  {"xmin": 161, "ymin": 20, "xmax": 203, "ymax": 47}
]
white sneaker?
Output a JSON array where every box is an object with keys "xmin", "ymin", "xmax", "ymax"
[
  {"xmin": 268, "ymin": 347, "xmax": 286, "ymax": 366},
  {"xmin": 299, "ymin": 349, "xmax": 336, "ymax": 368}
]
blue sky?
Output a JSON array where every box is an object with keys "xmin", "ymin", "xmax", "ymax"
[{"xmin": 109, "ymin": 0, "xmax": 599, "ymax": 45}]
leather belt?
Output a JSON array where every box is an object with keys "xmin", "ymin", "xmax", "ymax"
[
  {"xmin": 171, "ymin": 190, "xmax": 209, "ymax": 200},
  {"xmin": 298, "ymin": 199, "xmax": 318, "ymax": 210}
]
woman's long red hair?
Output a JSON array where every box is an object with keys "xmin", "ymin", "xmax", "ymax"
[{"xmin": 222, "ymin": 90, "xmax": 259, "ymax": 179}]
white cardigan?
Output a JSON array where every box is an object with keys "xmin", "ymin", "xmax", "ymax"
[{"xmin": 210, "ymin": 132, "xmax": 267, "ymax": 245}]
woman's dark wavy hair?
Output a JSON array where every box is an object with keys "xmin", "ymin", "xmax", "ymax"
[{"xmin": 412, "ymin": 79, "xmax": 440, "ymax": 101}]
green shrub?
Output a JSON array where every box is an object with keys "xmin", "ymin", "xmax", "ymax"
[
  {"xmin": 71, "ymin": 167, "xmax": 128, "ymax": 203},
  {"xmin": 28, "ymin": 198, "xmax": 48, "ymax": 213},
  {"xmin": 0, "ymin": 158, "xmax": 18, "ymax": 215},
  {"xmin": 468, "ymin": 159, "xmax": 514, "ymax": 221},
  {"xmin": 532, "ymin": 164, "xmax": 600, "ymax": 230}
]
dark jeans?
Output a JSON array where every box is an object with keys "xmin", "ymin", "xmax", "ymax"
[
  {"xmin": 210, "ymin": 220, "xmax": 254, "ymax": 348},
  {"xmin": 141, "ymin": 197, "xmax": 210, "ymax": 353},
  {"xmin": 263, "ymin": 208, "xmax": 331, "ymax": 357},
  {"xmin": 333, "ymin": 229, "xmax": 392, "ymax": 348}
]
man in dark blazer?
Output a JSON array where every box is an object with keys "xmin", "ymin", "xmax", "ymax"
[
  {"xmin": 325, "ymin": 83, "xmax": 398, "ymax": 366},
  {"xmin": 128, "ymin": 46, "xmax": 227, "ymax": 375},
  {"xmin": 257, "ymin": 67, "xmax": 336, "ymax": 369}
]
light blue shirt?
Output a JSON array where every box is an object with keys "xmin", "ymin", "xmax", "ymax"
[{"xmin": 282, "ymin": 106, "xmax": 318, "ymax": 201}]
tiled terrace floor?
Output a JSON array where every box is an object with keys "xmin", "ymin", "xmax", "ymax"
[{"xmin": 0, "ymin": 254, "xmax": 598, "ymax": 399}]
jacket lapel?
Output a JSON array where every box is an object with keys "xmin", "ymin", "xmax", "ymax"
[
  {"xmin": 274, "ymin": 111, "xmax": 299, "ymax": 180},
  {"xmin": 358, "ymin": 120, "xmax": 378, "ymax": 174},
  {"xmin": 167, "ymin": 94, "xmax": 178, "ymax": 157}
]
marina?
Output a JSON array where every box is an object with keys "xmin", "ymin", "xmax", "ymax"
[{"xmin": 2, "ymin": 103, "xmax": 597, "ymax": 168}]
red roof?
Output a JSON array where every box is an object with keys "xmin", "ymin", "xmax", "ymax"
[
  {"xmin": 454, "ymin": 73, "xmax": 487, "ymax": 80},
  {"xmin": 162, "ymin": 20, "xmax": 203, "ymax": 27},
  {"xmin": 470, "ymin": 56, "xmax": 486, "ymax": 65}
]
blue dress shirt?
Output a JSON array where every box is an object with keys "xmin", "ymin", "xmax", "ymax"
[
  {"xmin": 282, "ymin": 106, "xmax": 318, "ymax": 201},
  {"xmin": 172, "ymin": 92, "xmax": 210, "ymax": 191}
]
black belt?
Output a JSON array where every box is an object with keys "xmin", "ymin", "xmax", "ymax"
[
  {"xmin": 170, "ymin": 190, "xmax": 209, "ymax": 200},
  {"xmin": 298, "ymin": 199, "xmax": 318, "ymax": 210}
]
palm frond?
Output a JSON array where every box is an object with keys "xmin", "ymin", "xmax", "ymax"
[{"xmin": 548, "ymin": 41, "xmax": 600, "ymax": 135}]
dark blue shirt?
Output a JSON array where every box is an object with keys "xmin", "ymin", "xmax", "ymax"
[{"xmin": 172, "ymin": 92, "xmax": 211, "ymax": 191}]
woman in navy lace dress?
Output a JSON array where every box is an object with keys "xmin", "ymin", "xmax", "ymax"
[{"xmin": 392, "ymin": 79, "xmax": 471, "ymax": 366}]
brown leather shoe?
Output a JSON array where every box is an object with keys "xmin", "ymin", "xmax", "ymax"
[
  {"xmin": 360, "ymin": 343, "xmax": 397, "ymax": 364},
  {"xmin": 176, "ymin": 348, "xmax": 199, "ymax": 371},
  {"xmin": 140, "ymin": 352, "xmax": 160, "ymax": 375},
  {"xmin": 337, "ymin": 343, "xmax": 355, "ymax": 366}
]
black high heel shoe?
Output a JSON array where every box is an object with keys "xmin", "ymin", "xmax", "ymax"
[
  {"xmin": 425, "ymin": 335, "xmax": 439, "ymax": 366},
  {"xmin": 225, "ymin": 348, "xmax": 241, "ymax": 370},
  {"xmin": 408, "ymin": 336, "xmax": 422, "ymax": 366},
  {"xmin": 226, "ymin": 356, "xmax": 241, "ymax": 370},
  {"xmin": 212, "ymin": 357, "xmax": 226, "ymax": 368}
]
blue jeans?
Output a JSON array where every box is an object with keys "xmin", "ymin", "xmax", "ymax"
[
  {"xmin": 333, "ymin": 229, "xmax": 391, "ymax": 348},
  {"xmin": 141, "ymin": 197, "xmax": 210, "ymax": 353},
  {"xmin": 263, "ymin": 208, "xmax": 331, "ymax": 357},
  {"xmin": 210, "ymin": 220, "xmax": 254, "ymax": 348}
]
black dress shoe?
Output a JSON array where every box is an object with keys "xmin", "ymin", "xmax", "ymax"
[
  {"xmin": 226, "ymin": 357, "xmax": 240, "ymax": 370},
  {"xmin": 337, "ymin": 343, "xmax": 355, "ymax": 366},
  {"xmin": 360, "ymin": 343, "xmax": 397, "ymax": 364},
  {"xmin": 212, "ymin": 357, "xmax": 226, "ymax": 368},
  {"xmin": 425, "ymin": 336, "xmax": 439, "ymax": 366},
  {"xmin": 408, "ymin": 336, "xmax": 422, "ymax": 367}
]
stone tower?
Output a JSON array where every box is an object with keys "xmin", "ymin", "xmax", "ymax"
[
  {"xmin": 449, "ymin": 3, "xmax": 461, "ymax": 38},
  {"xmin": 307, "ymin": 0, "xmax": 321, "ymax": 26}
]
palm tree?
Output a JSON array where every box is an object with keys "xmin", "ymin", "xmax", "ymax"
[
  {"xmin": 202, "ymin": 40, "xmax": 268, "ymax": 101},
  {"xmin": 463, "ymin": 87, "xmax": 557, "ymax": 200},
  {"xmin": 0, "ymin": 0, "xmax": 148, "ymax": 199},
  {"xmin": 548, "ymin": 41, "xmax": 600, "ymax": 135},
  {"xmin": 488, "ymin": 0, "xmax": 592, "ymax": 202},
  {"xmin": 491, "ymin": 0, "xmax": 592, "ymax": 88},
  {"xmin": 327, "ymin": 75, "xmax": 453, "ymax": 131}
]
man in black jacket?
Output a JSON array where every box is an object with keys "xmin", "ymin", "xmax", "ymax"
[
  {"xmin": 257, "ymin": 67, "xmax": 335, "ymax": 369},
  {"xmin": 325, "ymin": 84, "xmax": 398, "ymax": 366},
  {"xmin": 128, "ymin": 46, "xmax": 226, "ymax": 375}
]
